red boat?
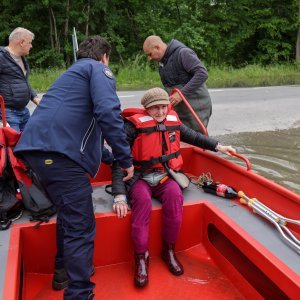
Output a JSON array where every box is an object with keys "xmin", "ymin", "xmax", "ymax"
[
  {"xmin": 1, "ymin": 142, "xmax": 299, "ymax": 299},
  {"xmin": 1, "ymin": 92, "xmax": 300, "ymax": 299}
]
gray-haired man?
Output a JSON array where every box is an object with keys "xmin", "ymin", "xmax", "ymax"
[{"xmin": 0, "ymin": 27, "xmax": 40, "ymax": 131}]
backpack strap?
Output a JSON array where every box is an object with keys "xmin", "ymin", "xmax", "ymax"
[
  {"xmin": 30, "ymin": 216, "xmax": 50, "ymax": 229},
  {"xmin": 105, "ymin": 184, "xmax": 112, "ymax": 195},
  {"xmin": 0, "ymin": 219, "xmax": 12, "ymax": 230}
]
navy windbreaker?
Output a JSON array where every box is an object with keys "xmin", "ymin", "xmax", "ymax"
[{"xmin": 14, "ymin": 58, "xmax": 132, "ymax": 176}]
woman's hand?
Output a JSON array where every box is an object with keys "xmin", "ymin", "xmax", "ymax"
[
  {"xmin": 215, "ymin": 143, "xmax": 236, "ymax": 156},
  {"xmin": 113, "ymin": 195, "xmax": 130, "ymax": 218}
]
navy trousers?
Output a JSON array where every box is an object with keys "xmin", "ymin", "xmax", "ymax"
[{"xmin": 22, "ymin": 151, "xmax": 95, "ymax": 299}]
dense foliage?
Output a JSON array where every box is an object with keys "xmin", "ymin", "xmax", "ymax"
[{"xmin": 0, "ymin": 0, "xmax": 299, "ymax": 68}]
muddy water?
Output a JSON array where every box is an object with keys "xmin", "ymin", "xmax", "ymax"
[{"xmin": 216, "ymin": 127, "xmax": 300, "ymax": 193}]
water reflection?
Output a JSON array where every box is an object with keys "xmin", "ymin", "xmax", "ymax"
[{"xmin": 216, "ymin": 127, "xmax": 300, "ymax": 193}]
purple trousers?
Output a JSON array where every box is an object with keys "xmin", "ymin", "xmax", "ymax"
[{"xmin": 129, "ymin": 178, "xmax": 184, "ymax": 253}]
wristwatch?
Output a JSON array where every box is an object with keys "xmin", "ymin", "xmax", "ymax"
[
  {"xmin": 113, "ymin": 195, "xmax": 127, "ymax": 204},
  {"xmin": 215, "ymin": 142, "xmax": 221, "ymax": 152}
]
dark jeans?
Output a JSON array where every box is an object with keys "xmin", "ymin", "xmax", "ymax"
[
  {"xmin": 22, "ymin": 151, "xmax": 95, "ymax": 300},
  {"xmin": 0, "ymin": 107, "xmax": 30, "ymax": 132}
]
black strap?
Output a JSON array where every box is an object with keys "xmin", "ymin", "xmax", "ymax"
[
  {"xmin": 105, "ymin": 184, "xmax": 113, "ymax": 195},
  {"xmin": 133, "ymin": 150, "xmax": 181, "ymax": 171},
  {"xmin": 0, "ymin": 219, "xmax": 12, "ymax": 230},
  {"xmin": 137, "ymin": 124, "xmax": 180, "ymax": 134},
  {"xmin": 30, "ymin": 216, "xmax": 50, "ymax": 229}
]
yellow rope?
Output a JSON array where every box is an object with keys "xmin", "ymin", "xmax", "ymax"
[{"xmin": 191, "ymin": 172, "xmax": 213, "ymax": 188}]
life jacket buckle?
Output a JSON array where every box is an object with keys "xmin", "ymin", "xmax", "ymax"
[{"xmin": 156, "ymin": 124, "xmax": 166, "ymax": 131}]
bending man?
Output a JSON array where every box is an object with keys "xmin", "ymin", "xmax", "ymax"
[{"xmin": 143, "ymin": 35, "xmax": 212, "ymax": 133}]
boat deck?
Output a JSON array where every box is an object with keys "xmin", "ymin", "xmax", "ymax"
[
  {"xmin": 23, "ymin": 243, "xmax": 245, "ymax": 300},
  {"xmin": 2, "ymin": 180, "xmax": 299, "ymax": 299},
  {"xmin": 92, "ymin": 182, "xmax": 300, "ymax": 273}
]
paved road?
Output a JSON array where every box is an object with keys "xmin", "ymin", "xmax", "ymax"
[{"xmin": 33, "ymin": 85, "xmax": 300, "ymax": 136}]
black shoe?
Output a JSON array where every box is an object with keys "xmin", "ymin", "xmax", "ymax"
[
  {"xmin": 52, "ymin": 268, "xmax": 68, "ymax": 290},
  {"xmin": 52, "ymin": 266, "xmax": 95, "ymax": 291},
  {"xmin": 134, "ymin": 251, "xmax": 149, "ymax": 288},
  {"xmin": 161, "ymin": 242, "xmax": 184, "ymax": 276}
]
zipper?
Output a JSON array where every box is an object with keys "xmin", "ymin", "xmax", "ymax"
[
  {"xmin": 93, "ymin": 133, "xmax": 103, "ymax": 178},
  {"xmin": 80, "ymin": 118, "xmax": 96, "ymax": 154}
]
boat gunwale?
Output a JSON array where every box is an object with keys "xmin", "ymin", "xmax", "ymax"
[{"xmin": 188, "ymin": 146, "xmax": 300, "ymax": 203}]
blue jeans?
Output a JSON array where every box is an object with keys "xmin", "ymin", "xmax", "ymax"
[{"xmin": 0, "ymin": 107, "xmax": 30, "ymax": 132}]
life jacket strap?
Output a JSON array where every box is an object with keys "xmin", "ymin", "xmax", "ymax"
[
  {"xmin": 137, "ymin": 124, "xmax": 180, "ymax": 134},
  {"xmin": 133, "ymin": 150, "xmax": 181, "ymax": 171}
]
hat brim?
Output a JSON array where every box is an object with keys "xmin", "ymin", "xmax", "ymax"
[{"xmin": 144, "ymin": 99, "xmax": 170, "ymax": 108}]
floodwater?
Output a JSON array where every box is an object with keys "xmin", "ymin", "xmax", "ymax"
[
  {"xmin": 216, "ymin": 127, "xmax": 300, "ymax": 193},
  {"xmin": 32, "ymin": 92, "xmax": 300, "ymax": 194}
]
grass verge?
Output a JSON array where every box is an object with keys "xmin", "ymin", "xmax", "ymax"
[{"xmin": 30, "ymin": 63, "xmax": 300, "ymax": 92}]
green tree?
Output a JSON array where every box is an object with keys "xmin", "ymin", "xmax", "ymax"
[{"xmin": 0, "ymin": 0, "xmax": 299, "ymax": 67}]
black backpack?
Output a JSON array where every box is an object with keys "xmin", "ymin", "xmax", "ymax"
[
  {"xmin": 0, "ymin": 126, "xmax": 56, "ymax": 229},
  {"xmin": 19, "ymin": 167, "xmax": 56, "ymax": 228},
  {"xmin": 0, "ymin": 139, "xmax": 24, "ymax": 230}
]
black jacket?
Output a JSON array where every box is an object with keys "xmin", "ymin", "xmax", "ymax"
[
  {"xmin": 111, "ymin": 120, "xmax": 219, "ymax": 196},
  {"xmin": 0, "ymin": 47, "xmax": 37, "ymax": 109}
]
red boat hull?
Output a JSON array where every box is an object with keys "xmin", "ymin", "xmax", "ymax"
[{"xmin": 3, "ymin": 145, "xmax": 300, "ymax": 299}]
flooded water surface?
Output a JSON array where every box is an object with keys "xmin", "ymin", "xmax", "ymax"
[{"xmin": 216, "ymin": 127, "xmax": 300, "ymax": 193}]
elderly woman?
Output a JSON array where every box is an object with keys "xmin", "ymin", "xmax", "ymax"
[{"xmin": 111, "ymin": 87, "xmax": 235, "ymax": 288}]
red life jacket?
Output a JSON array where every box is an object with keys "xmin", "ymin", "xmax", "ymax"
[
  {"xmin": 0, "ymin": 127, "xmax": 23, "ymax": 220},
  {"xmin": 122, "ymin": 107, "xmax": 183, "ymax": 171}
]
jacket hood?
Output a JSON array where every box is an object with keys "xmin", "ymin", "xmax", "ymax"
[{"xmin": 161, "ymin": 39, "xmax": 186, "ymax": 62}]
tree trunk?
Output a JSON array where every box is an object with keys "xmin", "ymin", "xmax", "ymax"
[
  {"xmin": 50, "ymin": 7, "xmax": 60, "ymax": 52},
  {"xmin": 49, "ymin": 8, "xmax": 54, "ymax": 49},
  {"xmin": 296, "ymin": 27, "xmax": 300, "ymax": 61},
  {"xmin": 296, "ymin": 2, "xmax": 300, "ymax": 60},
  {"xmin": 64, "ymin": 0, "xmax": 70, "ymax": 66},
  {"xmin": 64, "ymin": 0, "xmax": 69, "ymax": 38},
  {"xmin": 85, "ymin": 0, "xmax": 90, "ymax": 36}
]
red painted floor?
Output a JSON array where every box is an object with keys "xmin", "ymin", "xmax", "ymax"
[{"xmin": 22, "ymin": 244, "xmax": 244, "ymax": 300}]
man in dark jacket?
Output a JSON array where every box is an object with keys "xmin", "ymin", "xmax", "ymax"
[
  {"xmin": 143, "ymin": 35, "xmax": 212, "ymax": 133},
  {"xmin": 0, "ymin": 27, "xmax": 40, "ymax": 131},
  {"xmin": 14, "ymin": 36, "xmax": 134, "ymax": 300}
]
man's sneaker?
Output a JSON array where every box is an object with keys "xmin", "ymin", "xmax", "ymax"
[
  {"xmin": 52, "ymin": 268, "xmax": 68, "ymax": 290},
  {"xmin": 52, "ymin": 266, "xmax": 95, "ymax": 291}
]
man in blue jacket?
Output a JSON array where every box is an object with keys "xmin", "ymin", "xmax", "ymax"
[
  {"xmin": 14, "ymin": 35, "xmax": 134, "ymax": 300},
  {"xmin": 0, "ymin": 27, "xmax": 40, "ymax": 131}
]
